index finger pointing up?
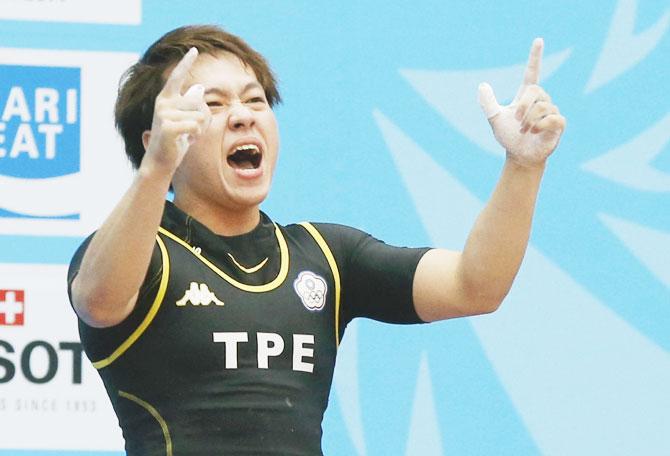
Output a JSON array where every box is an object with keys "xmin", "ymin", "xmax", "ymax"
[
  {"xmin": 522, "ymin": 37, "xmax": 544, "ymax": 86},
  {"xmin": 162, "ymin": 47, "xmax": 199, "ymax": 96}
]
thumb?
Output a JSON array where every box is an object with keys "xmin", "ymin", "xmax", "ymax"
[
  {"xmin": 183, "ymin": 82, "xmax": 211, "ymax": 123},
  {"xmin": 478, "ymin": 83, "xmax": 501, "ymax": 120},
  {"xmin": 183, "ymin": 83, "xmax": 205, "ymax": 101},
  {"xmin": 176, "ymin": 83, "xmax": 205, "ymax": 154}
]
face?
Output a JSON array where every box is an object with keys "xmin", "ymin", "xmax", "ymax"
[{"xmin": 170, "ymin": 51, "xmax": 279, "ymax": 214}]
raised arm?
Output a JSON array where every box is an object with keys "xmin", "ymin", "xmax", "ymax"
[
  {"xmin": 413, "ymin": 38, "xmax": 566, "ymax": 322},
  {"xmin": 70, "ymin": 48, "xmax": 210, "ymax": 327}
]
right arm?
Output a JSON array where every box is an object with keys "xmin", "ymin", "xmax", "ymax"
[
  {"xmin": 70, "ymin": 47, "xmax": 210, "ymax": 327},
  {"xmin": 70, "ymin": 169, "xmax": 171, "ymax": 327}
]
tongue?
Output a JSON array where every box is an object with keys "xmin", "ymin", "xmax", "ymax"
[{"xmin": 228, "ymin": 155, "xmax": 256, "ymax": 169}]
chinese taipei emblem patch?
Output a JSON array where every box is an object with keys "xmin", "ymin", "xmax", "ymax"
[{"xmin": 293, "ymin": 271, "xmax": 327, "ymax": 311}]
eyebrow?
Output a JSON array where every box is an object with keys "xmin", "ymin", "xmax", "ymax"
[{"xmin": 204, "ymin": 82, "xmax": 264, "ymax": 97}]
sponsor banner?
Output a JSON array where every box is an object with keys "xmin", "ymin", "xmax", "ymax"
[
  {"xmin": 0, "ymin": 47, "xmax": 137, "ymax": 236},
  {"xmin": 0, "ymin": 0, "xmax": 141, "ymax": 25},
  {"xmin": 0, "ymin": 263, "xmax": 123, "ymax": 451}
]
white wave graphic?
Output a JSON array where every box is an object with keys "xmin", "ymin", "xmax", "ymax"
[
  {"xmin": 585, "ymin": 0, "xmax": 670, "ymax": 93},
  {"xmin": 599, "ymin": 213, "xmax": 670, "ymax": 289},
  {"xmin": 401, "ymin": 48, "xmax": 571, "ymax": 156},
  {"xmin": 0, "ymin": 172, "xmax": 80, "ymax": 217},
  {"xmin": 374, "ymin": 109, "xmax": 670, "ymax": 456},
  {"xmin": 405, "ymin": 352, "xmax": 443, "ymax": 456},
  {"xmin": 582, "ymin": 113, "xmax": 670, "ymax": 191}
]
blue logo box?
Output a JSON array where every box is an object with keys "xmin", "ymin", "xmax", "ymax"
[{"xmin": 0, "ymin": 64, "xmax": 80, "ymax": 179}]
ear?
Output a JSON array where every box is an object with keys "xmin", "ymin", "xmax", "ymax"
[{"xmin": 142, "ymin": 130, "xmax": 151, "ymax": 151}]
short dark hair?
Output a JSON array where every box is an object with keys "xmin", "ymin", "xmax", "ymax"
[{"xmin": 114, "ymin": 25, "xmax": 281, "ymax": 169}]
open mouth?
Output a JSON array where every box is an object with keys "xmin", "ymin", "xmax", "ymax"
[{"xmin": 227, "ymin": 144, "xmax": 262, "ymax": 170}]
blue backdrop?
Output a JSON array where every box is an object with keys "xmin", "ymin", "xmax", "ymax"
[{"xmin": 0, "ymin": 0, "xmax": 668, "ymax": 454}]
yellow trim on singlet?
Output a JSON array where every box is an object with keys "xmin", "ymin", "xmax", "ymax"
[
  {"xmin": 298, "ymin": 222, "xmax": 342, "ymax": 347},
  {"xmin": 118, "ymin": 390, "xmax": 173, "ymax": 456},
  {"xmin": 227, "ymin": 253, "xmax": 269, "ymax": 274},
  {"xmin": 157, "ymin": 224, "xmax": 289, "ymax": 293},
  {"xmin": 92, "ymin": 236, "xmax": 170, "ymax": 369}
]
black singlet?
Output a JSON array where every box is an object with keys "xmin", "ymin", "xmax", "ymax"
[{"xmin": 67, "ymin": 202, "xmax": 429, "ymax": 455}]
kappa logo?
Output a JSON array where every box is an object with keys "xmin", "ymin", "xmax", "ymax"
[
  {"xmin": 293, "ymin": 271, "xmax": 327, "ymax": 311},
  {"xmin": 176, "ymin": 282, "xmax": 224, "ymax": 307},
  {"xmin": 0, "ymin": 289, "xmax": 25, "ymax": 326}
]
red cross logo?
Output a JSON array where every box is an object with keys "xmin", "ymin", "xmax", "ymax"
[{"xmin": 0, "ymin": 289, "xmax": 25, "ymax": 326}]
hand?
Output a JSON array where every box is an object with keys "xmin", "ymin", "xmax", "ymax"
[
  {"xmin": 478, "ymin": 38, "xmax": 566, "ymax": 168},
  {"xmin": 141, "ymin": 47, "xmax": 212, "ymax": 175}
]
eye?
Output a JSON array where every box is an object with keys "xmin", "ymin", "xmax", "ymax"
[
  {"xmin": 206, "ymin": 101, "xmax": 224, "ymax": 107},
  {"xmin": 246, "ymin": 96, "xmax": 267, "ymax": 105}
]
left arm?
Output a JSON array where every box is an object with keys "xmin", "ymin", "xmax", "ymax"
[{"xmin": 413, "ymin": 38, "xmax": 566, "ymax": 322}]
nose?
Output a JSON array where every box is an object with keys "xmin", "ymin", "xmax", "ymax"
[{"xmin": 227, "ymin": 102, "xmax": 255, "ymax": 130}]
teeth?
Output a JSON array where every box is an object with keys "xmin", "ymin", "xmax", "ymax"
[{"xmin": 235, "ymin": 144, "xmax": 259, "ymax": 153}]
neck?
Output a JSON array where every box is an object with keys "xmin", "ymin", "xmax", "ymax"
[{"xmin": 173, "ymin": 195, "xmax": 261, "ymax": 236}]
